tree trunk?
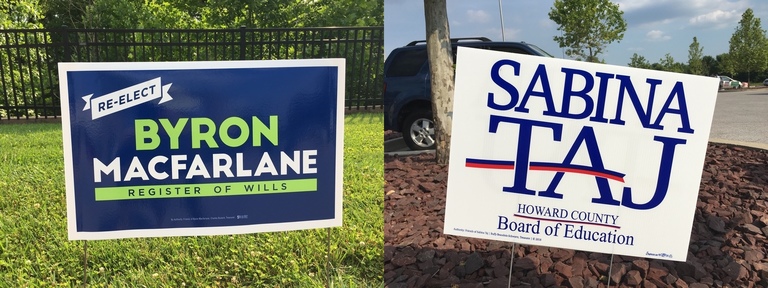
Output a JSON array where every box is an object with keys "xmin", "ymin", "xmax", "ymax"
[{"xmin": 424, "ymin": 0, "xmax": 454, "ymax": 164}]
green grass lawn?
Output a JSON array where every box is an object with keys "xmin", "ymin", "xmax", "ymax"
[{"xmin": 0, "ymin": 112, "xmax": 383, "ymax": 287}]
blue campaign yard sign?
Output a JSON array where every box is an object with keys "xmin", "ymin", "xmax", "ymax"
[{"xmin": 59, "ymin": 59, "xmax": 344, "ymax": 240}]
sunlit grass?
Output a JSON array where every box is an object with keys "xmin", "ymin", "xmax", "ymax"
[{"xmin": 0, "ymin": 113, "xmax": 383, "ymax": 287}]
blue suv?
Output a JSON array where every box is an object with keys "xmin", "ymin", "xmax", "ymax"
[{"xmin": 383, "ymin": 37, "xmax": 554, "ymax": 150}]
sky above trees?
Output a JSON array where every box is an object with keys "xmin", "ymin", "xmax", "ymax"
[{"xmin": 385, "ymin": 0, "xmax": 768, "ymax": 66}]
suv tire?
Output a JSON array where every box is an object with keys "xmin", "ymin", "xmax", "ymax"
[{"xmin": 402, "ymin": 110, "xmax": 436, "ymax": 150}]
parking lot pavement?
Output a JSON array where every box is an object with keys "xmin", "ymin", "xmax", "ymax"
[{"xmin": 709, "ymin": 87, "xmax": 768, "ymax": 149}]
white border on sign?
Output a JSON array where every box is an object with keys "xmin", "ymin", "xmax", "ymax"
[
  {"xmin": 442, "ymin": 47, "xmax": 718, "ymax": 261},
  {"xmin": 58, "ymin": 59, "xmax": 345, "ymax": 240}
]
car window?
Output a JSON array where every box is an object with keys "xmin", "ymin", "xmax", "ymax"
[
  {"xmin": 487, "ymin": 46, "xmax": 529, "ymax": 54},
  {"xmin": 525, "ymin": 43, "xmax": 555, "ymax": 57},
  {"xmin": 386, "ymin": 49, "xmax": 428, "ymax": 77}
]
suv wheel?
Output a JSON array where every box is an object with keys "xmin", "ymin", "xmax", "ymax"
[{"xmin": 402, "ymin": 111, "xmax": 436, "ymax": 150}]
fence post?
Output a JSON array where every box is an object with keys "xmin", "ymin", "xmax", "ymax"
[
  {"xmin": 62, "ymin": 25, "xmax": 72, "ymax": 62},
  {"xmin": 239, "ymin": 26, "xmax": 246, "ymax": 60}
]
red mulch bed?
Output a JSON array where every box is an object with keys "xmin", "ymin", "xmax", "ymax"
[{"xmin": 384, "ymin": 143, "xmax": 768, "ymax": 288}]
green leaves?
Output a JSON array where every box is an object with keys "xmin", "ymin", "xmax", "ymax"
[
  {"xmin": 688, "ymin": 37, "xmax": 704, "ymax": 75},
  {"xmin": 628, "ymin": 53, "xmax": 651, "ymax": 69},
  {"xmin": 548, "ymin": 0, "xmax": 627, "ymax": 63},
  {"xmin": 659, "ymin": 53, "xmax": 684, "ymax": 73},
  {"xmin": 728, "ymin": 8, "xmax": 768, "ymax": 83},
  {"xmin": 0, "ymin": 0, "xmax": 44, "ymax": 29},
  {"xmin": 38, "ymin": 0, "xmax": 382, "ymax": 29}
]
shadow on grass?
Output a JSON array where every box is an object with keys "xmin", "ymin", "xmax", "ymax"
[
  {"xmin": 345, "ymin": 110, "xmax": 383, "ymax": 125},
  {"xmin": 0, "ymin": 121, "xmax": 62, "ymax": 135}
]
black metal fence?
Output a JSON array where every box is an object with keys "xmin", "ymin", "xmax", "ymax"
[{"xmin": 0, "ymin": 26, "xmax": 383, "ymax": 120}]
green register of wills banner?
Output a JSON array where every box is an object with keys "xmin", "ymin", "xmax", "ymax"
[{"xmin": 95, "ymin": 179, "xmax": 317, "ymax": 201}]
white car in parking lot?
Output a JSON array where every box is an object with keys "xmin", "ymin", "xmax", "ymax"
[{"xmin": 718, "ymin": 75, "xmax": 743, "ymax": 89}]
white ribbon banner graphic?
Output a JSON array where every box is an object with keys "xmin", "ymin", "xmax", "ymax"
[{"xmin": 82, "ymin": 77, "xmax": 172, "ymax": 120}]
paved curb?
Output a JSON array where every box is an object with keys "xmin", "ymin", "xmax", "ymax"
[
  {"xmin": 384, "ymin": 137, "xmax": 436, "ymax": 156},
  {"xmin": 383, "ymin": 137, "xmax": 408, "ymax": 152},
  {"xmin": 709, "ymin": 138, "xmax": 768, "ymax": 151},
  {"xmin": 384, "ymin": 149, "xmax": 434, "ymax": 156}
]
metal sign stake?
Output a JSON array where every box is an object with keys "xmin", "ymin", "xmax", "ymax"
[
  {"xmin": 607, "ymin": 253, "xmax": 615, "ymax": 287},
  {"xmin": 326, "ymin": 227, "xmax": 332, "ymax": 288},
  {"xmin": 507, "ymin": 242, "xmax": 516, "ymax": 288},
  {"xmin": 82, "ymin": 240, "xmax": 88, "ymax": 288}
]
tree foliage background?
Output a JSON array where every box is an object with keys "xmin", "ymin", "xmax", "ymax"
[
  {"xmin": 0, "ymin": 0, "xmax": 383, "ymax": 118},
  {"xmin": 687, "ymin": 37, "xmax": 704, "ymax": 76},
  {"xmin": 548, "ymin": 0, "xmax": 627, "ymax": 63},
  {"xmin": 728, "ymin": 8, "xmax": 768, "ymax": 83},
  {"xmin": 627, "ymin": 8, "xmax": 768, "ymax": 83},
  {"xmin": 25, "ymin": 0, "xmax": 382, "ymax": 29}
]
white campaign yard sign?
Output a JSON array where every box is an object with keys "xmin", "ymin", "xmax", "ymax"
[{"xmin": 444, "ymin": 47, "xmax": 719, "ymax": 261}]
